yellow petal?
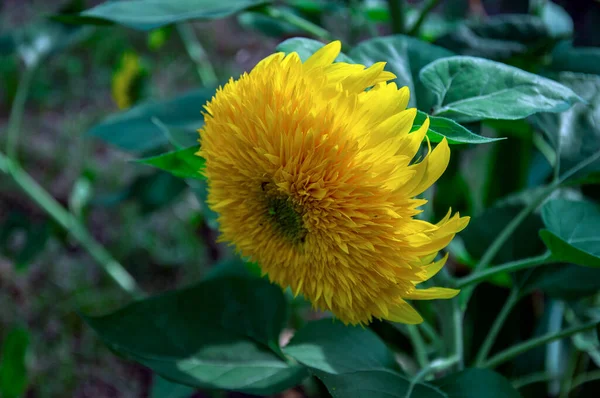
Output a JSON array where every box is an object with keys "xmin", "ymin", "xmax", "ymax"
[
  {"xmin": 304, "ymin": 40, "xmax": 341, "ymax": 70},
  {"xmin": 386, "ymin": 300, "xmax": 423, "ymax": 324},
  {"xmin": 406, "ymin": 287, "xmax": 459, "ymax": 300},
  {"xmin": 404, "ymin": 137, "xmax": 450, "ymax": 197}
]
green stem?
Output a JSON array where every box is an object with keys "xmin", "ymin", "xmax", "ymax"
[
  {"xmin": 451, "ymin": 298, "xmax": 464, "ymax": 370},
  {"xmin": 419, "ymin": 319, "xmax": 442, "ymax": 350},
  {"xmin": 6, "ymin": 65, "xmax": 36, "ymax": 161},
  {"xmin": 407, "ymin": 325, "xmax": 429, "ymax": 369},
  {"xmin": 387, "ymin": 0, "xmax": 405, "ymax": 34},
  {"xmin": 559, "ymin": 350, "xmax": 579, "ymax": 398},
  {"xmin": 512, "ymin": 372, "xmax": 557, "ymax": 389},
  {"xmin": 176, "ymin": 23, "xmax": 218, "ymax": 87},
  {"xmin": 571, "ymin": 370, "xmax": 600, "ymax": 391},
  {"xmin": 405, "ymin": 356, "xmax": 459, "ymax": 398},
  {"xmin": 0, "ymin": 152, "xmax": 143, "ymax": 298},
  {"xmin": 265, "ymin": 6, "xmax": 334, "ymax": 41},
  {"xmin": 482, "ymin": 321, "xmax": 599, "ymax": 369},
  {"xmin": 460, "ymin": 184, "xmax": 554, "ymax": 309},
  {"xmin": 474, "ymin": 288, "xmax": 520, "ymax": 367},
  {"xmin": 456, "ymin": 252, "xmax": 553, "ymax": 289},
  {"xmin": 408, "ymin": 0, "xmax": 441, "ymax": 36}
]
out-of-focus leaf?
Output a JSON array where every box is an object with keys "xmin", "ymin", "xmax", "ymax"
[
  {"xmin": 522, "ymin": 264, "xmax": 600, "ymax": 300},
  {"xmin": 528, "ymin": 73, "xmax": 600, "ymax": 178},
  {"xmin": 550, "ymin": 41, "xmax": 600, "ymax": 76},
  {"xmin": 434, "ymin": 14, "xmax": 559, "ymax": 62},
  {"xmin": 541, "ymin": 2, "xmax": 574, "ymax": 39},
  {"xmin": 136, "ymin": 146, "xmax": 205, "ymax": 180},
  {"xmin": 0, "ymin": 212, "xmax": 52, "ymax": 272},
  {"xmin": 350, "ymin": 35, "xmax": 453, "ymax": 111},
  {"xmin": 85, "ymin": 277, "xmax": 307, "ymax": 394},
  {"xmin": 203, "ymin": 257, "xmax": 262, "ymax": 280},
  {"xmin": 285, "ymin": 320, "xmax": 519, "ymax": 397},
  {"xmin": 238, "ymin": 10, "xmax": 298, "ymax": 38},
  {"xmin": 413, "ymin": 111, "xmax": 503, "ymax": 144},
  {"xmin": 88, "ymin": 88, "xmax": 214, "ymax": 153},
  {"xmin": 276, "ymin": 37, "xmax": 354, "ymax": 63},
  {"xmin": 540, "ymin": 200, "xmax": 600, "ymax": 267},
  {"xmin": 187, "ymin": 179, "xmax": 219, "ymax": 230},
  {"xmin": 79, "ymin": 0, "xmax": 270, "ymax": 30},
  {"xmin": 420, "ymin": 56, "xmax": 582, "ymax": 122},
  {"xmin": 0, "ymin": 327, "xmax": 30, "ymax": 398},
  {"xmin": 150, "ymin": 376, "xmax": 195, "ymax": 398}
]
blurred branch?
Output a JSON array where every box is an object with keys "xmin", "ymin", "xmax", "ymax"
[
  {"xmin": 386, "ymin": 0, "xmax": 405, "ymax": 34},
  {"xmin": 474, "ymin": 287, "xmax": 520, "ymax": 367},
  {"xmin": 571, "ymin": 370, "xmax": 600, "ymax": 392},
  {"xmin": 512, "ymin": 372, "xmax": 557, "ymax": 389},
  {"xmin": 406, "ymin": 356, "xmax": 459, "ymax": 397},
  {"xmin": 265, "ymin": 6, "xmax": 334, "ymax": 42},
  {"xmin": 483, "ymin": 321, "xmax": 599, "ymax": 369},
  {"xmin": 0, "ymin": 152, "xmax": 144, "ymax": 298},
  {"xmin": 408, "ymin": 0, "xmax": 441, "ymax": 36},
  {"xmin": 5, "ymin": 64, "xmax": 37, "ymax": 161},
  {"xmin": 455, "ymin": 252, "xmax": 553, "ymax": 289},
  {"xmin": 407, "ymin": 325, "xmax": 429, "ymax": 369},
  {"xmin": 177, "ymin": 22, "xmax": 218, "ymax": 87}
]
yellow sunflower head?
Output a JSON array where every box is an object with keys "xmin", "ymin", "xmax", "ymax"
[{"xmin": 198, "ymin": 41, "xmax": 469, "ymax": 325}]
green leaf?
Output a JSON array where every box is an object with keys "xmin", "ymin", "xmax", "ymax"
[
  {"xmin": 88, "ymin": 88, "xmax": 214, "ymax": 153},
  {"xmin": 540, "ymin": 199, "xmax": 600, "ymax": 267},
  {"xmin": 541, "ymin": 2, "xmax": 574, "ymax": 39},
  {"xmin": 150, "ymin": 376, "xmax": 195, "ymax": 398},
  {"xmin": 137, "ymin": 146, "xmax": 205, "ymax": 180},
  {"xmin": 276, "ymin": 37, "xmax": 354, "ymax": 63},
  {"xmin": 413, "ymin": 111, "xmax": 503, "ymax": 144},
  {"xmin": 80, "ymin": 0, "xmax": 270, "ymax": 30},
  {"xmin": 85, "ymin": 277, "xmax": 307, "ymax": 394},
  {"xmin": 0, "ymin": 327, "xmax": 30, "ymax": 398},
  {"xmin": 420, "ymin": 56, "xmax": 583, "ymax": 122},
  {"xmin": 349, "ymin": 35, "xmax": 454, "ymax": 111},
  {"xmin": 522, "ymin": 264, "xmax": 600, "ymax": 300},
  {"xmin": 434, "ymin": 13, "xmax": 564, "ymax": 62},
  {"xmin": 285, "ymin": 321, "xmax": 520, "ymax": 397},
  {"xmin": 550, "ymin": 41, "xmax": 600, "ymax": 76},
  {"xmin": 432, "ymin": 368, "xmax": 520, "ymax": 398},
  {"xmin": 528, "ymin": 73, "xmax": 600, "ymax": 178},
  {"xmin": 238, "ymin": 10, "xmax": 298, "ymax": 38}
]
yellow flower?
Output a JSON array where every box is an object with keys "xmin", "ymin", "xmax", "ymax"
[
  {"xmin": 198, "ymin": 41, "xmax": 469, "ymax": 325},
  {"xmin": 112, "ymin": 52, "xmax": 143, "ymax": 110}
]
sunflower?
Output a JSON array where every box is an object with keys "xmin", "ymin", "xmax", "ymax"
[{"xmin": 198, "ymin": 41, "xmax": 469, "ymax": 325}]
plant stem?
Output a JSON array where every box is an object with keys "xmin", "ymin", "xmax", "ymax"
[
  {"xmin": 0, "ymin": 152, "xmax": 144, "ymax": 298},
  {"xmin": 451, "ymin": 298, "xmax": 464, "ymax": 370},
  {"xmin": 407, "ymin": 325, "xmax": 429, "ymax": 369},
  {"xmin": 405, "ymin": 355, "xmax": 459, "ymax": 398},
  {"xmin": 177, "ymin": 23, "xmax": 218, "ymax": 87},
  {"xmin": 387, "ymin": 0, "xmax": 405, "ymax": 34},
  {"xmin": 408, "ymin": 0, "xmax": 441, "ymax": 36},
  {"xmin": 419, "ymin": 319, "xmax": 442, "ymax": 350},
  {"xmin": 474, "ymin": 288, "xmax": 520, "ymax": 366},
  {"xmin": 483, "ymin": 321, "xmax": 599, "ymax": 369},
  {"xmin": 456, "ymin": 252, "xmax": 553, "ymax": 289},
  {"xmin": 6, "ymin": 65, "xmax": 36, "ymax": 161},
  {"xmin": 571, "ymin": 370, "xmax": 600, "ymax": 391},
  {"xmin": 265, "ymin": 6, "xmax": 334, "ymax": 41},
  {"xmin": 512, "ymin": 372, "xmax": 557, "ymax": 389}
]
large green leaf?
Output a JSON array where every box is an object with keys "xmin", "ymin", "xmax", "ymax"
[
  {"xmin": 522, "ymin": 264, "xmax": 600, "ymax": 300},
  {"xmin": 0, "ymin": 327, "xmax": 30, "ymax": 398},
  {"xmin": 136, "ymin": 146, "xmax": 206, "ymax": 180},
  {"xmin": 420, "ymin": 56, "xmax": 582, "ymax": 122},
  {"xmin": 88, "ymin": 88, "xmax": 213, "ymax": 152},
  {"xmin": 413, "ymin": 111, "xmax": 503, "ymax": 144},
  {"xmin": 85, "ymin": 277, "xmax": 307, "ymax": 394},
  {"xmin": 550, "ymin": 41, "xmax": 600, "ymax": 76},
  {"xmin": 275, "ymin": 37, "xmax": 354, "ymax": 63},
  {"xmin": 284, "ymin": 320, "xmax": 519, "ymax": 398},
  {"xmin": 540, "ymin": 200, "xmax": 600, "ymax": 267},
  {"xmin": 349, "ymin": 35, "xmax": 453, "ymax": 111},
  {"xmin": 528, "ymin": 73, "xmax": 600, "ymax": 177},
  {"xmin": 150, "ymin": 376, "xmax": 195, "ymax": 398},
  {"xmin": 80, "ymin": 0, "xmax": 270, "ymax": 30}
]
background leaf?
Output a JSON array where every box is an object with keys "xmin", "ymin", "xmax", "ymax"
[
  {"xmin": 540, "ymin": 199, "xmax": 600, "ymax": 267},
  {"xmin": 80, "ymin": 0, "xmax": 270, "ymax": 30},
  {"xmin": 420, "ymin": 56, "xmax": 582, "ymax": 122},
  {"xmin": 150, "ymin": 376, "xmax": 195, "ymax": 398},
  {"xmin": 276, "ymin": 37, "xmax": 354, "ymax": 63},
  {"xmin": 85, "ymin": 277, "xmax": 307, "ymax": 394},
  {"xmin": 413, "ymin": 111, "xmax": 503, "ymax": 144},
  {"xmin": 88, "ymin": 88, "xmax": 213, "ymax": 153},
  {"xmin": 137, "ymin": 146, "xmax": 206, "ymax": 180},
  {"xmin": 0, "ymin": 327, "xmax": 30, "ymax": 398},
  {"xmin": 350, "ymin": 35, "xmax": 453, "ymax": 111}
]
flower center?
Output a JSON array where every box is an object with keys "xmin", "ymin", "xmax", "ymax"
[{"xmin": 262, "ymin": 182, "xmax": 307, "ymax": 244}]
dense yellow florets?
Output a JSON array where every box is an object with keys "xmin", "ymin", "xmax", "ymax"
[{"xmin": 198, "ymin": 41, "xmax": 469, "ymax": 325}]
